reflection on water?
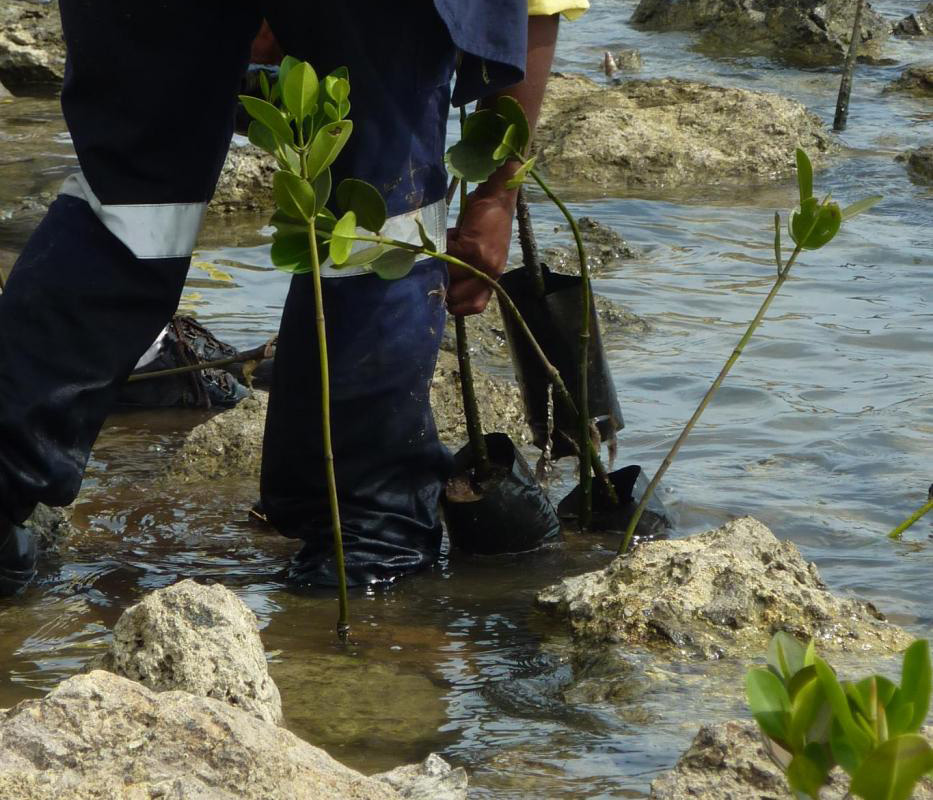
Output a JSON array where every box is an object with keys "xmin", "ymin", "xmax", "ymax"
[{"xmin": 0, "ymin": 2, "xmax": 931, "ymax": 796}]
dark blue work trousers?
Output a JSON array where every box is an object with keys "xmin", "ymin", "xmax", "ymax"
[{"xmin": 0, "ymin": 1, "xmax": 527, "ymax": 582}]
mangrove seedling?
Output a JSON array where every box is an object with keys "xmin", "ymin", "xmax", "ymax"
[
  {"xmin": 888, "ymin": 485, "xmax": 933, "ymax": 540},
  {"xmin": 240, "ymin": 56, "xmax": 415, "ymax": 638},
  {"xmin": 619, "ymin": 149, "xmax": 881, "ymax": 555},
  {"xmin": 747, "ymin": 632, "xmax": 933, "ymax": 800}
]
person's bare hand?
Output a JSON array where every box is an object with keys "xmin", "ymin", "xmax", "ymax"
[{"xmin": 446, "ymin": 186, "xmax": 517, "ymax": 316}]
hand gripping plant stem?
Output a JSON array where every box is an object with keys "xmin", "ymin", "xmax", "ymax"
[{"xmin": 619, "ymin": 150, "xmax": 881, "ymax": 555}]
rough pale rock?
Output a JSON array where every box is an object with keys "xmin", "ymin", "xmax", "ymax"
[
  {"xmin": 898, "ymin": 144, "xmax": 933, "ymax": 183},
  {"xmin": 630, "ymin": 0, "xmax": 890, "ymax": 67},
  {"xmin": 886, "ymin": 62, "xmax": 933, "ymax": 97},
  {"xmin": 536, "ymin": 517, "xmax": 911, "ymax": 658},
  {"xmin": 650, "ymin": 720, "xmax": 933, "ymax": 799},
  {"xmin": 374, "ymin": 753, "xmax": 469, "ymax": 800},
  {"xmin": 24, "ymin": 503, "xmax": 75, "ymax": 555},
  {"xmin": 535, "ymin": 75, "xmax": 835, "ymax": 193},
  {"xmin": 542, "ymin": 216, "xmax": 640, "ymax": 277},
  {"xmin": 210, "ymin": 141, "xmax": 276, "ymax": 214},
  {"xmin": 894, "ymin": 3, "xmax": 933, "ymax": 36},
  {"xmin": 91, "ymin": 579, "xmax": 283, "ymax": 725},
  {"xmin": 0, "ymin": 0, "xmax": 66, "ymax": 91},
  {"xmin": 0, "ymin": 670, "xmax": 401, "ymax": 800}
]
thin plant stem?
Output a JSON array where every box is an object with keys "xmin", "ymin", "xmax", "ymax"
[
  {"xmin": 308, "ymin": 219, "xmax": 349, "ymax": 640},
  {"xmin": 528, "ymin": 170, "xmax": 593, "ymax": 529},
  {"xmin": 126, "ymin": 341, "xmax": 274, "ymax": 383},
  {"xmin": 888, "ymin": 497, "xmax": 933, "ymax": 540},
  {"xmin": 619, "ymin": 241, "xmax": 805, "ymax": 555},
  {"xmin": 347, "ymin": 232, "xmax": 619, "ymax": 506},
  {"xmin": 833, "ymin": 0, "xmax": 864, "ymax": 132}
]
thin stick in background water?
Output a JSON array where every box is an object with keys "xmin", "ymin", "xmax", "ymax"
[{"xmin": 833, "ymin": 0, "xmax": 865, "ymax": 132}]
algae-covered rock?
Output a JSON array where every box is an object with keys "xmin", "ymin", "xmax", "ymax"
[
  {"xmin": 535, "ymin": 75, "xmax": 835, "ymax": 194},
  {"xmin": 536, "ymin": 517, "xmax": 911, "ymax": 658},
  {"xmin": 0, "ymin": 0, "xmax": 65, "ymax": 91},
  {"xmin": 886, "ymin": 62, "xmax": 933, "ymax": 96},
  {"xmin": 374, "ymin": 754, "xmax": 469, "ymax": 800},
  {"xmin": 91, "ymin": 579, "xmax": 283, "ymax": 725},
  {"xmin": 210, "ymin": 141, "xmax": 276, "ymax": 214},
  {"xmin": 542, "ymin": 216, "xmax": 640, "ymax": 277},
  {"xmin": 0, "ymin": 670, "xmax": 403, "ymax": 800},
  {"xmin": 898, "ymin": 144, "xmax": 933, "ymax": 183},
  {"xmin": 630, "ymin": 0, "xmax": 890, "ymax": 67},
  {"xmin": 649, "ymin": 719, "xmax": 933, "ymax": 799},
  {"xmin": 23, "ymin": 503, "xmax": 75, "ymax": 555},
  {"xmin": 894, "ymin": 3, "xmax": 933, "ymax": 36}
]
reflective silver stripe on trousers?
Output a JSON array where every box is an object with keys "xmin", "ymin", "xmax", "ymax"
[
  {"xmin": 60, "ymin": 172, "xmax": 207, "ymax": 260},
  {"xmin": 319, "ymin": 197, "xmax": 448, "ymax": 278}
]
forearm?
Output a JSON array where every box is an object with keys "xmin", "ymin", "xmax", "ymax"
[{"xmin": 475, "ymin": 14, "xmax": 559, "ymax": 201}]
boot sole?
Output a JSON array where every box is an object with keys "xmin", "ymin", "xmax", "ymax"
[{"xmin": 0, "ymin": 565, "xmax": 36, "ymax": 597}]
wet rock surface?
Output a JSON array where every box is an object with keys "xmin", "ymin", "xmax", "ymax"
[
  {"xmin": 211, "ymin": 141, "xmax": 276, "ymax": 214},
  {"xmin": 898, "ymin": 144, "xmax": 933, "ymax": 183},
  {"xmin": 894, "ymin": 3, "xmax": 933, "ymax": 36},
  {"xmin": 23, "ymin": 503, "xmax": 74, "ymax": 556},
  {"xmin": 374, "ymin": 754, "xmax": 469, "ymax": 800},
  {"xmin": 0, "ymin": 670, "xmax": 405, "ymax": 800},
  {"xmin": 0, "ymin": 0, "xmax": 65, "ymax": 92},
  {"xmin": 536, "ymin": 517, "xmax": 911, "ymax": 658},
  {"xmin": 886, "ymin": 62, "xmax": 933, "ymax": 96},
  {"xmin": 90, "ymin": 579, "xmax": 283, "ymax": 725},
  {"xmin": 630, "ymin": 0, "xmax": 890, "ymax": 67},
  {"xmin": 541, "ymin": 216, "xmax": 640, "ymax": 277},
  {"xmin": 649, "ymin": 719, "xmax": 933, "ymax": 799},
  {"xmin": 535, "ymin": 75, "xmax": 835, "ymax": 194}
]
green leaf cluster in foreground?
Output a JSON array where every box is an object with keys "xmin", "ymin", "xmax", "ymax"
[
  {"xmin": 747, "ymin": 633, "xmax": 933, "ymax": 800},
  {"xmin": 239, "ymin": 57, "xmax": 413, "ymax": 280}
]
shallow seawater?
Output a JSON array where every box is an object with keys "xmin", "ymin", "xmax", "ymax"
[{"xmin": 1, "ymin": 2, "xmax": 932, "ymax": 796}]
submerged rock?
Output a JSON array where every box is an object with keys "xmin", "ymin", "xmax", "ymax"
[
  {"xmin": 0, "ymin": 670, "xmax": 404, "ymax": 800},
  {"xmin": 536, "ymin": 517, "xmax": 911, "ymax": 658},
  {"xmin": 650, "ymin": 719, "xmax": 933, "ymax": 799},
  {"xmin": 894, "ymin": 3, "xmax": 933, "ymax": 36},
  {"xmin": 898, "ymin": 144, "xmax": 933, "ymax": 183},
  {"xmin": 535, "ymin": 75, "xmax": 835, "ymax": 194},
  {"xmin": 0, "ymin": 0, "xmax": 65, "ymax": 91},
  {"xmin": 630, "ymin": 0, "xmax": 890, "ymax": 67},
  {"xmin": 886, "ymin": 62, "xmax": 933, "ymax": 96},
  {"xmin": 374, "ymin": 754, "xmax": 469, "ymax": 800},
  {"xmin": 91, "ymin": 579, "xmax": 283, "ymax": 725},
  {"xmin": 542, "ymin": 216, "xmax": 640, "ymax": 277},
  {"xmin": 211, "ymin": 141, "xmax": 276, "ymax": 214},
  {"xmin": 23, "ymin": 504, "xmax": 75, "ymax": 556}
]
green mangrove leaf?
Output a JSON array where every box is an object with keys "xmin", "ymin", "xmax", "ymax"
[
  {"xmin": 789, "ymin": 670, "xmax": 829, "ymax": 750},
  {"xmin": 277, "ymin": 146, "xmax": 301, "ymax": 174},
  {"xmin": 900, "ymin": 640, "xmax": 931, "ymax": 733},
  {"xmin": 415, "ymin": 217, "xmax": 436, "ymax": 252},
  {"xmin": 850, "ymin": 735, "xmax": 933, "ymax": 800},
  {"xmin": 841, "ymin": 195, "xmax": 882, "ymax": 220},
  {"xmin": 787, "ymin": 743, "xmax": 832, "ymax": 799},
  {"xmin": 788, "ymin": 666, "xmax": 819, "ymax": 701},
  {"xmin": 505, "ymin": 155, "xmax": 537, "ymax": 190},
  {"xmin": 312, "ymin": 168, "xmax": 332, "ymax": 214},
  {"xmin": 769, "ymin": 632, "xmax": 807, "ymax": 682},
  {"xmin": 747, "ymin": 667, "xmax": 792, "ymax": 745},
  {"xmin": 273, "ymin": 171, "xmax": 316, "ymax": 221},
  {"xmin": 804, "ymin": 641, "xmax": 816, "ymax": 668},
  {"xmin": 338, "ymin": 98, "xmax": 351, "ymax": 119},
  {"xmin": 832, "ymin": 718, "xmax": 863, "ymax": 776},
  {"xmin": 323, "ymin": 100, "xmax": 338, "ymax": 121},
  {"xmin": 446, "ymin": 108, "xmax": 508, "ymax": 182},
  {"xmin": 247, "ymin": 120, "xmax": 278, "ymax": 156},
  {"xmin": 270, "ymin": 209, "xmax": 307, "ymax": 236},
  {"xmin": 282, "ymin": 61, "xmax": 319, "ymax": 123},
  {"xmin": 259, "ymin": 69, "xmax": 271, "ymax": 101},
  {"xmin": 339, "ymin": 243, "xmax": 386, "ymax": 268},
  {"xmin": 327, "ymin": 76, "xmax": 350, "ymax": 105},
  {"xmin": 796, "ymin": 148, "xmax": 813, "ymax": 204},
  {"xmin": 277, "ymin": 55, "xmax": 300, "ymax": 90},
  {"xmin": 336, "ymin": 178, "xmax": 387, "ymax": 232},
  {"xmin": 370, "ymin": 248, "xmax": 416, "ymax": 280},
  {"xmin": 492, "ymin": 123, "xmax": 519, "ymax": 161},
  {"xmin": 495, "ymin": 95, "xmax": 530, "ymax": 156},
  {"xmin": 270, "ymin": 232, "xmax": 312, "ymax": 274},
  {"xmin": 306, "ymin": 120, "xmax": 353, "ymax": 180},
  {"xmin": 329, "ymin": 210, "xmax": 357, "ymax": 265},
  {"xmin": 790, "ymin": 197, "xmax": 842, "ymax": 250},
  {"xmin": 815, "ymin": 657, "xmax": 874, "ymax": 771},
  {"xmin": 239, "ymin": 96, "xmax": 294, "ymax": 146}
]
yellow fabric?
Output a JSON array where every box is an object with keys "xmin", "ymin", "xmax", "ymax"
[{"xmin": 528, "ymin": 0, "xmax": 589, "ymax": 20}]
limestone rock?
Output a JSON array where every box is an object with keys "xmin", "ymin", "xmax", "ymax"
[
  {"xmin": 630, "ymin": 0, "xmax": 890, "ymax": 67},
  {"xmin": 535, "ymin": 75, "xmax": 835, "ymax": 194},
  {"xmin": 374, "ymin": 754, "xmax": 469, "ymax": 800},
  {"xmin": 542, "ymin": 216, "xmax": 640, "ymax": 277},
  {"xmin": 210, "ymin": 141, "xmax": 276, "ymax": 214},
  {"xmin": 898, "ymin": 144, "xmax": 933, "ymax": 183},
  {"xmin": 0, "ymin": 670, "xmax": 400, "ymax": 800},
  {"xmin": 0, "ymin": 1, "xmax": 66, "ymax": 91},
  {"xmin": 886, "ymin": 62, "xmax": 933, "ymax": 97},
  {"xmin": 536, "ymin": 517, "xmax": 911, "ymax": 658},
  {"xmin": 894, "ymin": 3, "xmax": 933, "ymax": 36},
  {"xmin": 23, "ymin": 503, "xmax": 75, "ymax": 555},
  {"xmin": 91, "ymin": 579, "xmax": 283, "ymax": 725},
  {"xmin": 650, "ymin": 719, "xmax": 933, "ymax": 799}
]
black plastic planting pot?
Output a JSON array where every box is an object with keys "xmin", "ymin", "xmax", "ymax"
[
  {"xmin": 498, "ymin": 266, "xmax": 623, "ymax": 460},
  {"xmin": 558, "ymin": 465, "xmax": 672, "ymax": 540},
  {"xmin": 443, "ymin": 432, "xmax": 562, "ymax": 555}
]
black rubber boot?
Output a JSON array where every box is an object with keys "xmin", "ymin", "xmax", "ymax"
[{"xmin": 0, "ymin": 516, "xmax": 38, "ymax": 597}]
